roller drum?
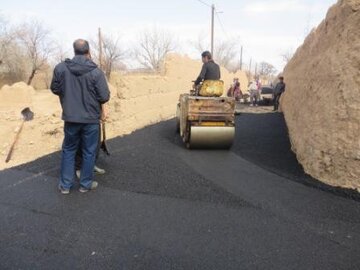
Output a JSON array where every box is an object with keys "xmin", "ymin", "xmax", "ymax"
[{"xmin": 188, "ymin": 126, "xmax": 235, "ymax": 149}]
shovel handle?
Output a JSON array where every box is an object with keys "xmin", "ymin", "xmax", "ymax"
[
  {"xmin": 102, "ymin": 122, "xmax": 106, "ymax": 140},
  {"xmin": 5, "ymin": 121, "xmax": 25, "ymax": 163}
]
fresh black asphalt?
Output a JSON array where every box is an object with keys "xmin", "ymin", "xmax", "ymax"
[{"xmin": 0, "ymin": 111, "xmax": 359, "ymax": 270}]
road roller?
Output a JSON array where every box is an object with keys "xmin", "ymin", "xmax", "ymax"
[{"xmin": 176, "ymin": 92, "xmax": 236, "ymax": 149}]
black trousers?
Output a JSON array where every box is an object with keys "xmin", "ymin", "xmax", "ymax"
[
  {"xmin": 273, "ymin": 93, "xmax": 282, "ymax": 111},
  {"xmin": 75, "ymin": 124, "xmax": 101, "ymax": 170}
]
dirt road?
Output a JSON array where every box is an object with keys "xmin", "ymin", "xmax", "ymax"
[{"xmin": 0, "ymin": 109, "xmax": 359, "ymax": 269}]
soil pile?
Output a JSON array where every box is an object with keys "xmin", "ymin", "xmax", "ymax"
[
  {"xmin": 282, "ymin": 0, "xmax": 360, "ymax": 190},
  {"xmin": 0, "ymin": 82, "xmax": 35, "ymax": 110}
]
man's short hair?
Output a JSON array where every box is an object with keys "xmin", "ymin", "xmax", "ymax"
[
  {"xmin": 279, "ymin": 76, "xmax": 284, "ymax": 80},
  {"xmin": 73, "ymin": 39, "xmax": 90, "ymax": 55},
  {"xmin": 201, "ymin": 51, "xmax": 212, "ymax": 59}
]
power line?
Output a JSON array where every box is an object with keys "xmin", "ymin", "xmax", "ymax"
[
  {"xmin": 196, "ymin": 0, "xmax": 212, "ymax": 8},
  {"xmin": 215, "ymin": 12, "xmax": 229, "ymax": 39},
  {"xmin": 196, "ymin": 0, "xmax": 215, "ymax": 55}
]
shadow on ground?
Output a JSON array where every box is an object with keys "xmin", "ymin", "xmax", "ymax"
[
  {"xmin": 10, "ymin": 108, "xmax": 360, "ymax": 201},
  {"xmin": 1, "ymin": 107, "xmax": 359, "ymax": 270},
  {"xmin": 233, "ymin": 111, "xmax": 360, "ymax": 200},
  {"xmin": 13, "ymin": 120, "xmax": 249, "ymax": 209}
]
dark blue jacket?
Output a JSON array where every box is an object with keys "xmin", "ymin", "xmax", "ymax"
[
  {"xmin": 274, "ymin": 81, "xmax": 286, "ymax": 96},
  {"xmin": 194, "ymin": 60, "xmax": 221, "ymax": 86},
  {"xmin": 50, "ymin": 55, "xmax": 110, "ymax": 124}
]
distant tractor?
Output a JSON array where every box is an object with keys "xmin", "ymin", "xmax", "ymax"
[{"xmin": 176, "ymin": 80, "xmax": 236, "ymax": 149}]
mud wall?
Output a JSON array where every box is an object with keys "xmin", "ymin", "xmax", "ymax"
[{"xmin": 282, "ymin": 0, "xmax": 360, "ymax": 190}]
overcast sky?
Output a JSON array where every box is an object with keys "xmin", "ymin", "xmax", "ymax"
[{"xmin": 1, "ymin": 0, "xmax": 337, "ymax": 71}]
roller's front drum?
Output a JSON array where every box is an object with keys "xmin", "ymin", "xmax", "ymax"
[{"xmin": 189, "ymin": 126, "xmax": 235, "ymax": 149}]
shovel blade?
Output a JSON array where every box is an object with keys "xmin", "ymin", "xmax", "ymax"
[{"xmin": 21, "ymin": 107, "xmax": 34, "ymax": 121}]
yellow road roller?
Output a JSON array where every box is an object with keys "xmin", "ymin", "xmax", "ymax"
[{"xmin": 176, "ymin": 81, "xmax": 236, "ymax": 149}]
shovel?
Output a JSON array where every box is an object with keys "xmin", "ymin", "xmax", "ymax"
[
  {"xmin": 100, "ymin": 121, "xmax": 110, "ymax": 156},
  {"xmin": 5, "ymin": 107, "xmax": 34, "ymax": 163}
]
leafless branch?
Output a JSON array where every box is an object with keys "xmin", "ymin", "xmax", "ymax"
[
  {"xmin": 258, "ymin": 62, "xmax": 277, "ymax": 77},
  {"xmin": 0, "ymin": 16, "xmax": 28, "ymax": 83},
  {"xmin": 192, "ymin": 34, "xmax": 238, "ymax": 71},
  {"xmin": 134, "ymin": 27, "xmax": 175, "ymax": 71},
  {"xmin": 281, "ymin": 49, "xmax": 294, "ymax": 64},
  {"xmin": 16, "ymin": 19, "xmax": 54, "ymax": 85},
  {"xmin": 90, "ymin": 33, "xmax": 126, "ymax": 79}
]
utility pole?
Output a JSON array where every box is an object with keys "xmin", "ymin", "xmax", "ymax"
[
  {"xmin": 249, "ymin": 58, "xmax": 252, "ymax": 76},
  {"xmin": 98, "ymin": 27, "xmax": 103, "ymax": 71},
  {"xmin": 211, "ymin": 4, "xmax": 215, "ymax": 57},
  {"xmin": 255, "ymin": 62, "xmax": 258, "ymax": 78},
  {"xmin": 240, "ymin": 46, "xmax": 243, "ymax": 70}
]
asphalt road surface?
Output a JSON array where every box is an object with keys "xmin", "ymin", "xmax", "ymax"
[{"xmin": 0, "ymin": 110, "xmax": 359, "ymax": 270}]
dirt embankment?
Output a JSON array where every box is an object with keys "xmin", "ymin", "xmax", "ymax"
[
  {"xmin": 0, "ymin": 54, "xmax": 248, "ymax": 170},
  {"xmin": 282, "ymin": 0, "xmax": 360, "ymax": 190}
]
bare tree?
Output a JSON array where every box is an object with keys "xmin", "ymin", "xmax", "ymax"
[
  {"xmin": 103, "ymin": 35, "xmax": 126, "ymax": 79},
  {"xmin": 0, "ymin": 16, "xmax": 27, "ymax": 84},
  {"xmin": 101, "ymin": 34, "xmax": 126, "ymax": 79},
  {"xmin": 193, "ymin": 34, "xmax": 238, "ymax": 70},
  {"xmin": 16, "ymin": 20, "xmax": 54, "ymax": 85},
  {"xmin": 0, "ymin": 16, "xmax": 13, "ymax": 67},
  {"xmin": 0, "ymin": 17, "xmax": 6, "ymax": 66},
  {"xmin": 215, "ymin": 40, "xmax": 238, "ymax": 70},
  {"xmin": 192, "ymin": 33, "xmax": 207, "ymax": 56},
  {"xmin": 134, "ymin": 27, "xmax": 175, "ymax": 71},
  {"xmin": 281, "ymin": 49, "xmax": 294, "ymax": 64},
  {"xmin": 1, "ymin": 45, "xmax": 28, "ymax": 83},
  {"xmin": 258, "ymin": 62, "xmax": 277, "ymax": 77},
  {"xmin": 52, "ymin": 41, "xmax": 70, "ymax": 64},
  {"xmin": 90, "ymin": 33, "xmax": 126, "ymax": 79}
]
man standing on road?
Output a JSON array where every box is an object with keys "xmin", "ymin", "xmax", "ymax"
[
  {"xmin": 249, "ymin": 80, "xmax": 259, "ymax": 106},
  {"xmin": 50, "ymin": 39, "xmax": 110, "ymax": 195},
  {"xmin": 193, "ymin": 51, "xmax": 221, "ymax": 95},
  {"xmin": 273, "ymin": 76, "xmax": 286, "ymax": 111},
  {"xmin": 75, "ymin": 134, "xmax": 105, "ymax": 179}
]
